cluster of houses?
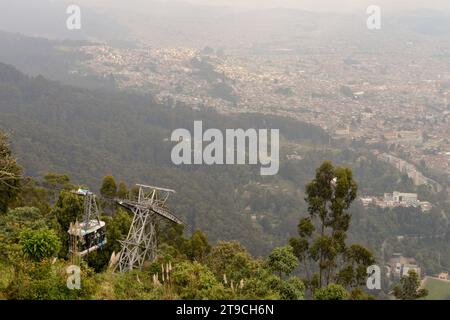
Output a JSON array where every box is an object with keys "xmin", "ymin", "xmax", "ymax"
[
  {"xmin": 360, "ymin": 191, "xmax": 432, "ymax": 212},
  {"xmin": 386, "ymin": 254, "xmax": 421, "ymax": 279}
]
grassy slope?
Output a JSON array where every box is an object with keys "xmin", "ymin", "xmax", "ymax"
[{"xmin": 422, "ymin": 277, "xmax": 450, "ymax": 300}]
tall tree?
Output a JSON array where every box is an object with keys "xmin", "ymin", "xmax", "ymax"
[
  {"xmin": 289, "ymin": 161, "xmax": 374, "ymax": 291},
  {"xmin": 42, "ymin": 173, "xmax": 73, "ymax": 203},
  {"xmin": 100, "ymin": 175, "xmax": 118, "ymax": 215},
  {"xmin": 117, "ymin": 182, "xmax": 128, "ymax": 199},
  {"xmin": 0, "ymin": 132, "xmax": 22, "ymax": 213},
  {"xmin": 186, "ymin": 230, "xmax": 211, "ymax": 263},
  {"xmin": 52, "ymin": 190, "xmax": 83, "ymax": 257},
  {"xmin": 267, "ymin": 246, "xmax": 298, "ymax": 278},
  {"xmin": 207, "ymin": 241, "xmax": 253, "ymax": 280},
  {"xmin": 393, "ymin": 270, "xmax": 428, "ymax": 300},
  {"xmin": 53, "ymin": 190, "xmax": 83, "ymax": 230},
  {"xmin": 100, "ymin": 175, "xmax": 117, "ymax": 199}
]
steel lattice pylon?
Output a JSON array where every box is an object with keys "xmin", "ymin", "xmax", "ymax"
[
  {"xmin": 69, "ymin": 189, "xmax": 106, "ymax": 260},
  {"xmin": 114, "ymin": 184, "xmax": 182, "ymax": 273},
  {"xmin": 81, "ymin": 191, "xmax": 101, "ymax": 226}
]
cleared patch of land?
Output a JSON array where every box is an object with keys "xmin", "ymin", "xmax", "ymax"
[{"xmin": 422, "ymin": 277, "xmax": 450, "ymax": 300}]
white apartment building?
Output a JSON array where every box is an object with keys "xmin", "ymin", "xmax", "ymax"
[{"xmin": 384, "ymin": 191, "xmax": 418, "ymax": 205}]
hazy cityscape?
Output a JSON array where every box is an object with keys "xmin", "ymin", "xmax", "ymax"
[
  {"xmin": 0, "ymin": 0, "xmax": 449, "ymax": 304},
  {"xmin": 69, "ymin": 37, "xmax": 450, "ymax": 180}
]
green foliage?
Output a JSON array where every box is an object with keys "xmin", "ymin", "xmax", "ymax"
[
  {"xmin": 0, "ymin": 207, "xmax": 51, "ymax": 262},
  {"xmin": 314, "ymin": 284, "xmax": 350, "ymax": 300},
  {"xmin": 100, "ymin": 175, "xmax": 117, "ymax": 199},
  {"xmin": 53, "ymin": 190, "xmax": 83, "ymax": 230},
  {"xmin": 172, "ymin": 261, "xmax": 232, "ymax": 299},
  {"xmin": 205, "ymin": 241, "xmax": 299, "ymax": 300},
  {"xmin": 207, "ymin": 241, "xmax": 253, "ymax": 280},
  {"xmin": 0, "ymin": 131, "xmax": 22, "ymax": 213},
  {"xmin": 158, "ymin": 223, "xmax": 186, "ymax": 254},
  {"xmin": 238, "ymin": 272, "xmax": 281, "ymax": 300},
  {"xmin": 43, "ymin": 173, "xmax": 71, "ymax": 187},
  {"xmin": 0, "ymin": 63, "xmax": 334, "ymax": 256},
  {"xmin": 42, "ymin": 173, "xmax": 74, "ymax": 203},
  {"xmin": 52, "ymin": 190, "xmax": 83, "ymax": 258},
  {"xmin": 117, "ymin": 182, "xmax": 128, "ymax": 199},
  {"xmin": 11, "ymin": 178, "xmax": 51, "ymax": 214},
  {"xmin": 2, "ymin": 207, "xmax": 48, "ymax": 236},
  {"xmin": 185, "ymin": 230, "xmax": 211, "ymax": 263},
  {"xmin": 267, "ymin": 246, "xmax": 298, "ymax": 278},
  {"xmin": 4, "ymin": 260, "xmax": 96, "ymax": 300},
  {"xmin": 0, "ymin": 63, "xmax": 448, "ymax": 300},
  {"xmin": 290, "ymin": 161, "xmax": 374, "ymax": 293},
  {"xmin": 205, "ymin": 241, "xmax": 294, "ymax": 299},
  {"xmin": 337, "ymin": 245, "xmax": 376, "ymax": 289},
  {"xmin": 349, "ymin": 288, "xmax": 375, "ymax": 300},
  {"xmin": 20, "ymin": 228, "xmax": 61, "ymax": 262},
  {"xmin": 0, "ymin": 61, "xmax": 448, "ymax": 280},
  {"xmin": 0, "ymin": 158, "xmax": 363, "ymax": 301},
  {"xmin": 106, "ymin": 271, "xmax": 163, "ymax": 300},
  {"xmin": 86, "ymin": 209, "xmax": 132, "ymax": 272},
  {"xmin": 393, "ymin": 270, "xmax": 428, "ymax": 300},
  {"xmin": 275, "ymin": 277, "xmax": 305, "ymax": 300},
  {"xmin": 304, "ymin": 161, "xmax": 358, "ymax": 287}
]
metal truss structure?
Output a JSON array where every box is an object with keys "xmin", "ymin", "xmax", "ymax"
[
  {"xmin": 72, "ymin": 188, "xmax": 102, "ymax": 226},
  {"xmin": 68, "ymin": 189, "xmax": 105, "ymax": 261},
  {"xmin": 114, "ymin": 184, "xmax": 182, "ymax": 273}
]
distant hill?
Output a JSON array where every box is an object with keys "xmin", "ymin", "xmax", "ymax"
[
  {"xmin": 1, "ymin": 61, "xmax": 447, "ymax": 269},
  {"xmin": 0, "ymin": 31, "xmax": 116, "ymax": 90},
  {"xmin": 396, "ymin": 10, "xmax": 450, "ymax": 36},
  {"xmin": 0, "ymin": 62, "xmax": 330, "ymax": 255},
  {"xmin": 0, "ymin": 0, "xmax": 127, "ymax": 41}
]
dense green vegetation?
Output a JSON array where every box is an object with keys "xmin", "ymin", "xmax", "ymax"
[
  {"xmin": 0, "ymin": 129, "xmax": 378, "ymax": 299},
  {"xmin": 0, "ymin": 61, "xmax": 329, "ymax": 256},
  {"xmin": 290, "ymin": 161, "xmax": 375, "ymax": 292},
  {"xmin": 0, "ymin": 132, "xmax": 21, "ymax": 212},
  {"xmin": 0, "ymin": 31, "xmax": 116, "ymax": 91},
  {"xmin": 393, "ymin": 270, "xmax": 428, "ymax": 300},
  {"xmin": 1, "ymin": 61, "xmax": 447, "ymax": 259},
  {"xmin": 0, "ymin": 62, "xmax": 448, "ymax": 299}
]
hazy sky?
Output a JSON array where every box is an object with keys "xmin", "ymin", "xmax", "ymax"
[
  {"xmin": 76, "ymin": 0, "xmax": 450, "ymax": 13},
  {"xmin": 170, "ymin": 0, "xmax": 450, "ymax": 11}
]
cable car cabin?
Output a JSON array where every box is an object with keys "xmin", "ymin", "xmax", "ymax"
[{"xmin": 68, "ymin": 220, "xmax": 107, "ymax": 257}]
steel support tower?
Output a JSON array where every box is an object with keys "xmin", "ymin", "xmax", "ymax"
[
  {"xmin": 115, "ymin": 184, "xmax": 182, "ymax": 273},
  {"xmin": 81, "ymin": 191, "xmax": 101, "ymax": 226},
  {"xmin": 68, "ymin": 189, "xmax": 102, "ymax": 260}
]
